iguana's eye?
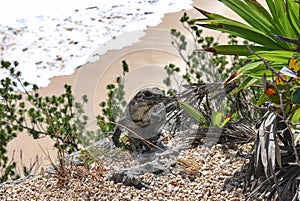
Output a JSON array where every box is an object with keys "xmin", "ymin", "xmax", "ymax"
[{"xmin": 144, "ymin": 91, "xmax": 152, "ymax": 97}]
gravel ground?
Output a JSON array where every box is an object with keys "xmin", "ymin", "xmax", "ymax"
[{"xmin": 0, "ymin": 143, "xmax": 252, "ymax": 200}]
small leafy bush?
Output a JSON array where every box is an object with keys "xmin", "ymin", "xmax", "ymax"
[
  {"xmin": 97, "ymin": 60, "xmax": 129, "ymax": 132},
  {"xmin": 0, "ymin": 60, "xmax": 91, "ymax": 182}
]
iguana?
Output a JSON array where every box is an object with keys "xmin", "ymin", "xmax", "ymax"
[{"xmin": 112, "ymin": 87, "xmax": 175, "ymax": 153}]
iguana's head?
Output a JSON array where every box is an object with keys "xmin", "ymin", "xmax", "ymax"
[
  {"xmin": 133, "ymin": 87, "xmax": 167, "ymax": 106},
  {"xmin": 128, "ymin": 87, "xmax": 171, "ymax": 127}
]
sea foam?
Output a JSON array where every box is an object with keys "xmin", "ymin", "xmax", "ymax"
[{"xmin": 0, "ymin": 0, "xmax": 192, "ymax": 88}]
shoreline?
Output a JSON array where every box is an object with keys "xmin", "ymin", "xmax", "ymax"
[{"xmin": 0, "ymin": 1, "xmax": 193, "ymax": 88}]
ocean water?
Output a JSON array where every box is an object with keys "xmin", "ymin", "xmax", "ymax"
[{"xmin": 0, "ymin": 0, "xmax": 192, "ymax": 88}]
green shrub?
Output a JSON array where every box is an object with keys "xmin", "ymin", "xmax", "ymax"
[
  {"xmin": 0, "ymin": 60, "xmax": 90, "ymax": 182},
  {"xmin": 97, "ymin": 60, "xmax": 128, "ymax": 132}
]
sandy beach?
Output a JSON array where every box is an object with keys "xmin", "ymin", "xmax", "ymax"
[{"xmin": 6, "ymin": 0, "xmax": 242, "ymax": 175}]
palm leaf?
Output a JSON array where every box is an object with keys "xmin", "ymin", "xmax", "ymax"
[
  {"xmin": 286, "ymin": 0, "xmax": 300, "ymax": 35},
  {"xmin": 195, "ymin": 0, "xmax": 300, "ymax": 54},
  {"xmin": 244, "ymin": 0, "xmax": 273, "ymax": 20},
  {"xmin": 248, "ymin": 50, "xmax": 294, "ymax": 62},
  {"xmin": 243, "ymin": 62, "xmax": 285, "ymax": 78},
  {"xmin": 255, "ymin": 113, "xmax": 278, "ymax": 177},
  {"xmin": 178, "ymin": 100, "xmax": 207, "ymax": 124},
  {"xmin": 266, "ymin": 0, "xmax": 297, "ymax": 40},
  {"xmin": 220, "ymin": 0, "xmax": 273, "ymax": 34},
  {"xmin": 231, "ymin": 76, "xmax": 258, "ymax": 94},
  {"xmin": 203, "ymin": 45, "xmax": 270, "ymax": 56},
  {"xmin": 197, "ymin": 19, "xmax": 285, "ymax": 49}
]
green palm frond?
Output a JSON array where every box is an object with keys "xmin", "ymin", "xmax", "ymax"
[
  {"xmin": 195, "ymin": 0, "xmax": 300, "ymax": 54},
  {"xmin": 195, "ymin": 0, "xmax": 300, "ymax": 94}
]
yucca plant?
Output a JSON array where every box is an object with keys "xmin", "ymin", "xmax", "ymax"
[
  {"xmin": 194, "ymin": 0, "xmax": 300, "ymax": 200},
  {"xmin": 195, "ymin": 0, "xmax": 299, "ymax": 54},
  {"xmin": 195, "ymin": 0, "xmax": 300, "ymax": 92}
]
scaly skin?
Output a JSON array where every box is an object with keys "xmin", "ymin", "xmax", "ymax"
[{"xmin": 112, "ymin": 87, "xmax": 172, "ymax": 153}]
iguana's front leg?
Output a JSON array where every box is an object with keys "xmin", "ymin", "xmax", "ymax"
[{"xmin": 112, "ymin": 127, "xmax": 123, "ymax": 148}]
